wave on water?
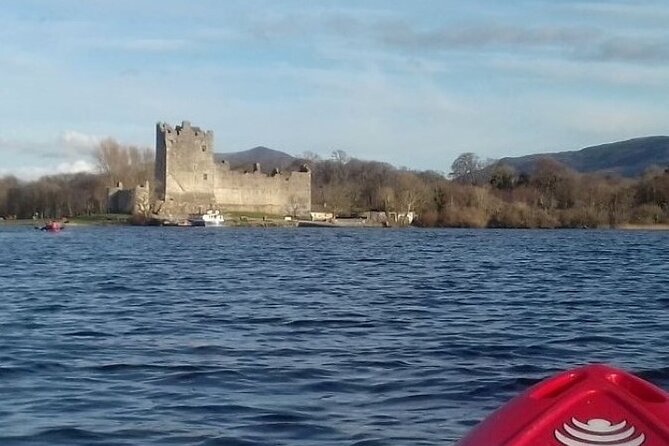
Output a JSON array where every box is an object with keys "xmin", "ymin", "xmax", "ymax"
[{"xmin": 0, "ymin": 227, "xmax": 668, "ymax": 445}]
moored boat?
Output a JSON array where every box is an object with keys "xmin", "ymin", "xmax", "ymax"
[
  {"xmin": 457, "ymin": 364, "xmax": 669, "ymax": 445},
  {"xmin": 189, "ymin": 210, "xmax": 225, "ymax": 227}
]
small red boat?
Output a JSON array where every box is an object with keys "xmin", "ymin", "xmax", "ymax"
[
  {"xmin": 41, "ymin": 221, "xmax": 64, "ymax": 231},
  {"xmin": 457, "ymin": 364, "xmax": 669, "ymax": 446}
]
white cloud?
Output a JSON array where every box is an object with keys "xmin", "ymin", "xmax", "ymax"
[
  {"xmin": 0, "ymin": 159, "xmax": 95, "ymax": 181},
  {"xmin": 0, "ymin": 166, "xmax": 47, "ymax": 181},
  {"xmin": 57, "ymin": 159, "xmax": 96, "ymax": 175},
  {"xmin": 60, "ymin": 130, "xmax": 102, "ymax": 151},
  {"xmin": 0, "ymin": 131, "xmax": 105, "ymax": 159},
  {"xmin": 1, "ymin": 1, "xmax": 668, "ymax": 176},
  {"xmin": 0, "ymin": 131, "xmax": 103, "ymax": 180}
]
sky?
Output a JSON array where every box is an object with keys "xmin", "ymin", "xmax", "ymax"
[{"xmin": 1, "ymin": 0, "xmax": 669, "ymax": 180}]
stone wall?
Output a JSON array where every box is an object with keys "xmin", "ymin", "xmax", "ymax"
[
  {"xmin": 107, "ymin": 181, "xmax": 150, "ymax": 214},
  {"xmin": 212, "ymin": 164, "xmax": 311, "ymax": 216},
  {"xmin": 156, "ymin": 121, "xmax": 311, "ymax": 217}
]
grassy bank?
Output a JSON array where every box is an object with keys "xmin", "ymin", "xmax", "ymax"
[
  {"xmin": 67, "ymin": 214, "xmax": 130, "ymax": 225},
  {"xmin": 0, "ymin": 214, "xmax": 130, "ymax": 227}
]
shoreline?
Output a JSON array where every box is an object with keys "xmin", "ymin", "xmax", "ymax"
[
  {"xmin": 618, "ymin": 224, "xmax": 669, "ymax": 231},
  {"xmin": 3, "ymin": 217, "xmax": 669, "ymax": 231}
]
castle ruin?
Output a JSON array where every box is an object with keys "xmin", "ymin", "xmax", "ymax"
[
  {"xmin": 154, "ymin": 121, "xmax": 311, "ymax": 217},
  {"xmin": 107, "ymin": 181, "xmax": 150, "ymax": 215}
]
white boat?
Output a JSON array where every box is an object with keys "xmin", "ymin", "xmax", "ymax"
[{"xmin": 189, "ymin": 210, "xmax": 225, "ymax": 227}]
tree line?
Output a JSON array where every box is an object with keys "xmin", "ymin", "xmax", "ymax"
[
  {"xmin": 300, "ymin": 151, "xmax": 669, "ymax": 228},
  {"xmin": 2, "ymin": 142, "xmax": 668, "ymax": 228},
  {"xmin": 0, "ymin": 139, "xmax": 152, "ymax": 219}
]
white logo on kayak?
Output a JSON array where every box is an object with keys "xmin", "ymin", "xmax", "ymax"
[{"xmin": 555, "ymin": 418, "xmax": 645, "ymax": 446}]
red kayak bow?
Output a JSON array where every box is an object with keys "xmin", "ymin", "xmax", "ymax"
[{"xmin": 457, "ymin": 364, "xmax": 669, "ymax": 446}]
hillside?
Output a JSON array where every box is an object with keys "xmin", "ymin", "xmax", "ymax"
[
  {"xmin": 499, "ymin": 136, "xmax": 669, "ymax": 177},
  {"xmin": 215, "ymin": 146, "xmax": 300, "ymax": 173}
]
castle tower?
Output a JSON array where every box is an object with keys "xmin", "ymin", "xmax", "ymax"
[
  {"xmin": 154, "ymin": 120, "xmax": 312, "ymax": 217},
  {"xmin": 154, "ymin": 120, "xmax": 216, "ymax": 211}
]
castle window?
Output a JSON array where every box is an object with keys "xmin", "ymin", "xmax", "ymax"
[
  {"xmin": 201, "ymin": 144, "xmax": 207, "ymax": 152},
  {"xmin": 203, "ymin": 173, "xmax": 208, "ymax": 180}
]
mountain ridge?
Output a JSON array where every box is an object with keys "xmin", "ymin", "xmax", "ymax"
[
  {"xmin": 216, "ymin": 135, "xmax": 669, "ymax": 178},
  {"xmin": 498, "ymin": 136, "xmax": 669, "ymax": 177},
  {"xmin": 215, "ymin": 146, "xmax": 299, "ymax": 173}
]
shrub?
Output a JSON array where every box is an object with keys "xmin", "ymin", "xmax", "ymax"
[
  {"xmin": 630, "ymin": 204, "xmax": 664, "ymax": 224},
  {"xmin": 415, "ymin": 210, "xmax": 438, "ymax": 227},
  {"xmin": 558, "ymin": 207, "xmax": 607, "ymax": 228},
  {"xmin": 439, "ymin": 206, "xmax": 488, "ymax": 228}
]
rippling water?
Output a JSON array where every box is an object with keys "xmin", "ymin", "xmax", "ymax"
[{"xmin": 1, "ymin": 226, "xmax": 668, "ymax": 445}]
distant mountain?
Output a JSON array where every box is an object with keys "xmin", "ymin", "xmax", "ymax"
[
  {"xmin": 499, "ymin": 136, "xmax": 669, "ymax": 177},
  {"xmin": 215, "ymin": 146, "xmax": 300, "ymax": 173}
]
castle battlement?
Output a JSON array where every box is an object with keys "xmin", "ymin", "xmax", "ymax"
[{"xmin": 157, "ymin": 121, "xmax": 214, "ymax": 143}]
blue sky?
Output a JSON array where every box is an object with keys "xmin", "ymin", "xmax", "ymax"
[{"xmin": 1, "ymin": 0, "xmax": 669, "ymax": 179}]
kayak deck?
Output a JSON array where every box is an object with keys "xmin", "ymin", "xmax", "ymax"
[{"xmin": 457, "ymin": 364, "xmax": 669, "ymax": 446}]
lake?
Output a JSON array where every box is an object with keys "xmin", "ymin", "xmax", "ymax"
[{"xmin": 1, "ymin": 226, "xmax": 668, "ymax": 445}]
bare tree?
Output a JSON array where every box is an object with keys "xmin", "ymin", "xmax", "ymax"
[
  {"xmin": 489, "ymin": 164, "xmax": 517, "ymax": 190},
  {"xmin": 0, "ymin": 176, "xmax": 20, "ymax": 217},
  {"xmin": 450, "ymin": 152, "xmax": 483, "ymax": 184},
  {"xmin": 96, "ymin": 138, "xmax": 154, "ymax": 188},
  {"xmin": 376, "ymin": 186, "xmax": 395, "ymax": 211},
  {"xmin": 532, "ymin": 158, "xmax": 577, "ymax": 210},
  {"xmin": 285, "ymin": 194, "xmax": 303, "ymax": 218},
  {"xmin": 331, "ymin": 149, "xmax": 350, "ymax": 164},
  {"xmin": 396, "ymin": 172, "xmax": 427, "ymax": 214},
  {"xmin": 301, "ymin": 151, "xmax": 322, "ymax": 163},
  {"xmin": 96, "ymin": 138, "xmax": 127, "ymax": 184}
]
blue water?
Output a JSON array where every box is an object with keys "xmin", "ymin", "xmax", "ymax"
[{"xmin": 0, "ymin": 226, "xmax": 668, "ymax": 445}]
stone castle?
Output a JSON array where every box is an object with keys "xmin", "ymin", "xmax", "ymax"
[{"xmin": 109, "ymin": 121, "xmax": 311, "ymax": 217}]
